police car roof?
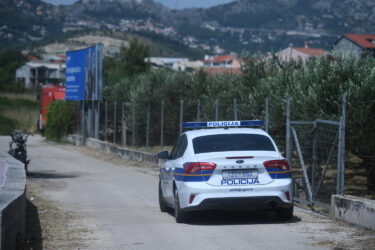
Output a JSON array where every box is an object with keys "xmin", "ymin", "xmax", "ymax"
[{"xmin": 184, "ymin": 127, "xmax": 268, "ymax": 139}]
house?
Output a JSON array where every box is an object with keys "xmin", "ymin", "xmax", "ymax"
[
  {"xmin": 333, "ymin": 34, "xmax": 375, "ymax": 57},
  {"xmin": 200, "ymin": 54, "xmax": 243, "ymax": 75},
  {"xmin": 16, "ymin": 61, "xmax": 65, "ymax": 88},
  {"xmin": 203, "ymin": 55, "xmax": 243, "ymax": 69},
  {"xmin": 172, "ymin": 61, "xmax": 204, "ymax": 73},
  {"xmin": 275, "ymin": 42, "xmax": 326, "ymax": 64},
  {"xmin": 203, "ymin": 67, "xmax": 241, "ymax": 76},
  {"xmin": 27, "ymin": 55, "xmax": 40, "ymax": 61},
  {"xmin": 146, "ymin": 57, "xmax": 189, "ymax": 69},
  {"xmin": 42, "ymin": 54, "xmax": 66, "ymax": 63}
]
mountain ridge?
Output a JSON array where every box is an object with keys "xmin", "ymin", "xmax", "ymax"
[{"xmin": 1, "ymin": 0, "xmax": 375, "ymax": 54}]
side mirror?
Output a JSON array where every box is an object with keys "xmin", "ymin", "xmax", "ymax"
[{"xmin": 157, "ymin": 151, "xmax": 169, "ymax": 160}]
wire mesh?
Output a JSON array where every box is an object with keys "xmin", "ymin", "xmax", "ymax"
[
  {"xmin": 291, "ymin": 121, "xmax": 339, "ymax": 205},
  {"xmin": 82, "ymin": 99, "xmax": 273, "ymax": 151}
]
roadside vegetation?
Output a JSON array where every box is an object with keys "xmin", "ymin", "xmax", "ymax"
[
  {"xmin": 0, "ymin": 50, "xmax": 40, "ymax": 135},
  {"xmin": 0, "ymin": 92, "xmax": 39, "ymax": 135},
  {"xmin": 44, "ymin": 101, "xmax": 76, "ymax": 142},
  {"xmin": 104, "ymin": 52, "xmax": 375, "ymax": 155},
  {"xmin": 104, "ymin": 47, "xmax": 375, "ymax": 195},
  {"xmin": 0, "ymin": 50, "xmax": 27, "ymax": 92}
]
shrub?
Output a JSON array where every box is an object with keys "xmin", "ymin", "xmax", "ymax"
[{"xmin": 45, "ymin": 101, "xmax": 76, "ymax": 142}]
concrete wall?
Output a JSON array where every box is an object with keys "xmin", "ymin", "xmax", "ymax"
[
  {"xmin": 69, "ymin": 135, "xmax": 160, "ymax": 167},
  {"xmin": 332, "ymin": 195, "xmax": 375, "ymax": 231},
  {"xmin": 0, "ymin": 151, "xmax": 26, "ymax": 250}
]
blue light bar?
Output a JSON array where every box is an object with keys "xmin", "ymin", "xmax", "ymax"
[{"xmin": 183, "ymin": 120, "xmax": 264, "ymax": 129}]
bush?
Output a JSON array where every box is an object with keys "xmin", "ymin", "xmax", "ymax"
[{"xmin": 45, "ymin": 101, "xmax": 76, "ymax": 142}]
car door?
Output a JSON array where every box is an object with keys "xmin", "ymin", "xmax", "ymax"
[
  {"xmin": 162, "ymin": 136, "xmax": 183, "ymax": 204},
  {"xmin": 163, "ymin": 135, "xmax": 188, "ymax": 204}
]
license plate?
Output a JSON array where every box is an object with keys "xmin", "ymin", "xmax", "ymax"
[{"xmin": 222, "ymin": 169, "xmax": 258, "ymax": 179}]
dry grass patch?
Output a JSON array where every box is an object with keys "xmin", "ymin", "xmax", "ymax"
[
  {"xmin": 0, "ymin": 92, "xmax": 37, "ymax": 101},
  {"xmin": 0, "ymin": 109, "xmax": 39, "ymax": 133}
]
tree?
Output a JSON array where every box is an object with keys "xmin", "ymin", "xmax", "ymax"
[
  {"xmin": 119, "ymin": 37, "xmax": 151, "ymax": 77},
  {"xmin": 0, "ymin": 50, "xmax": 27, "ymax": 91}
]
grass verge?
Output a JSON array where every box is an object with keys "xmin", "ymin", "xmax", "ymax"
[{"xmin": 0, "ymin": 93, "xmax": 39, "ymax": 134}]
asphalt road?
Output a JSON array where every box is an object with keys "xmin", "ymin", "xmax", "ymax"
[{"xmin": 1, "ymin": 135, "xmax": 374, "ymax": 249}]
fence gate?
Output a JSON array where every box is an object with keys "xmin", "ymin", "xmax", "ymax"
[{"xmin": 287, "ymin": 118, "xmax": 345, "ymax": 209}]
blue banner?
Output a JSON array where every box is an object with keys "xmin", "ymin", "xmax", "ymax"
[
  {"xmin": 65, "ymin": 45, "xmax": 102, "ymax": 101},
  {"xmin": 66, "ymin": 49, "xmax": 86, "ymax": 100}
]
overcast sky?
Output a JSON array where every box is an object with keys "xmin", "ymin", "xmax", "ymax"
[{"xmin": 41, "ymin": 0, "xmax": 234, "ymax": 9}]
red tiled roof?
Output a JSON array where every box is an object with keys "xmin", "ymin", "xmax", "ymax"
[
  {"xmin": 345, "ymin": 34, "xmax": 375, "ymax": 49},
  {"xmin": 27, "ymin": 55, "xmax": 39, "ymax": 61},
  {"xmin": 203, "ymin": 67, "xmax": 241, "ymax": 75},
  {"xmin": 213, "ymin": 55, "xmax": 235, "ymax": 63},
  {"xmin": 293, "ymin": 47, "xmax": 326, "ymax": 56}
]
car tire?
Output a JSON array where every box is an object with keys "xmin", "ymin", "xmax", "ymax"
[
  {"xmin": 174, "ymin": 188, "xmax": 187, "ymax": 223},
  {"xmin": 159, "ymin": 180, "xmax": 169, "ymax": 212},
  {"xmin": 275, "ymin": 206, "xmax": 293, "ymax": 221}
]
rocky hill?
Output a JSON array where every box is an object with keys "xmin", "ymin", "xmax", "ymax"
[
  {"xmin": 199, "ymin": 0, "xmax": 375, "ymax": 33},
  {"xmin": 1, "ymin": 0, "xmax": 375, "ymax": 54},
  {"xmin": 61, "ymin": 0, "xmax": 171, "ymax": 22}
]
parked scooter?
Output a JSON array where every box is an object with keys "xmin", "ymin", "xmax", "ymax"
[{"xmin": 9, "ymin": 130, "xmax": 30, "ymax": 173}]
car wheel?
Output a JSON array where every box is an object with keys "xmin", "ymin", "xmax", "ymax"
[
  {"xmin": 174, "ymin": 188, "xmax": 187, "ymax": 223},
  {"xmin": 275, "ymin": 206, "xmax": 293, "ymax": 221},
  {"xmin": 159, "ymin": 180, "xmax": 169, "ymax": 212}
]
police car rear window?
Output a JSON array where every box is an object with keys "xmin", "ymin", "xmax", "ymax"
[{"xmin": 193, "ymin": 134, "xmax": 275, "ymax": 154}]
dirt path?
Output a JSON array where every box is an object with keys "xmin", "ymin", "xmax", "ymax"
[{"xmin": 1, "ymin": 135, "xmax": 374, "ymax": 250}]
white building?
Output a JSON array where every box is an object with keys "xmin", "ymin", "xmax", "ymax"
[
  {"xmin": 172, "ymin": 61, "xmax": 204, "ymax": 73},
  {"xmin": 146, "ymin": 57, "xmax": 189, "ymax": 69},
  {"xmin": 16, "ymin": 61, "xmax": 65, "ymax": 88}
]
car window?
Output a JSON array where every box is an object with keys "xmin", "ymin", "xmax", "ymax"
[
  {"xmin": 169, "ymin": 136, "xmax": 182, "ymax": 159},
  {"xmin": 170, "ymin": 134, "xmax": 188, "ymax": 160},
  {"xmin": 175, "ymin": 134, "xmax": 188, "ymax": 159},
  {"xmin": 193, "ymin": 134, "xmax": 275, "ymax": 154}
]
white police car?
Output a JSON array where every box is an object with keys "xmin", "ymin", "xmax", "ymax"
[{"xmin": 158, "ymin": 120, "xmax": 293, "ymax": 223}]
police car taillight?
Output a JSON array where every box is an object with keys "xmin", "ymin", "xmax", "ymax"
[
  {"xmin": 183, "ymin": 162, "xmax": 217, "ymax": 174},
  {"xmin": 263, "ymin": 160, "xmax": 290, "ymax": 171}
]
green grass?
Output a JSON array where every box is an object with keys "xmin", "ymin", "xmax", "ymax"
[
  {"xmin": 0, "ymin": 93, "xmax": 39, "ymax": 135},
  {"xmin": 0, "ymin": 114, "xmax": 18, "ymax": 135},
  {"xmin": 0, "ymin": 96, "xmax": 39, "ymax": 110}
]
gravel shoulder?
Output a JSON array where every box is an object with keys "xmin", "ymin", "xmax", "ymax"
[{"xmin": 22, "ymin": 184, "xmax": 96, "ymax": 250}]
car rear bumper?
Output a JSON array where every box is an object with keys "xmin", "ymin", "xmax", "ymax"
[
  {"xmin": 176, "ymin": 179, "xmax": 293, "ymax": 211},
  {"xmin": 182, "ymin": 196, "xmax": 292, "ymax": 212}
]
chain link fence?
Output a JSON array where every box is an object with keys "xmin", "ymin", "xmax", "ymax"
[
  {"xmin": 290, "ymin": 120, "xmax": 341, "ymax": 209},
  {"xmin": 72, "ymin": 95, "xmax": 375, "ymax": 203},
  {"xmin": 76, "ymin": 99, "xmax": 271, "ymax": 154}
]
